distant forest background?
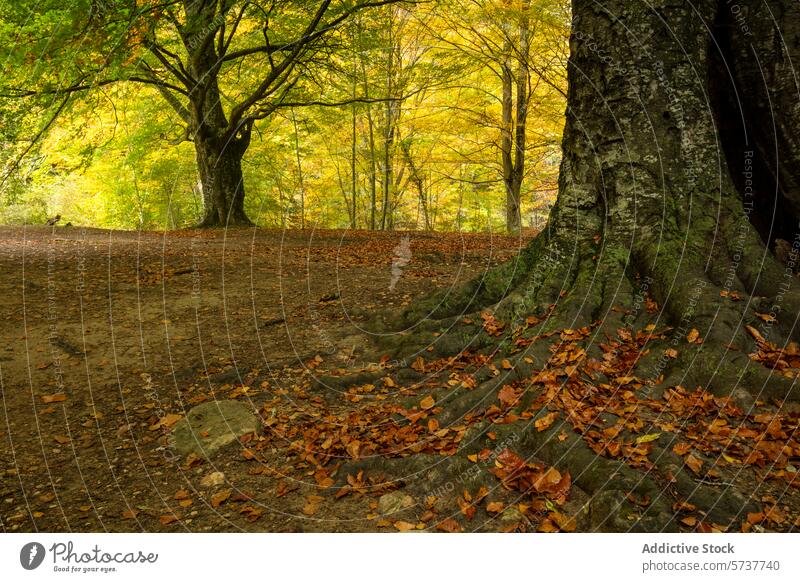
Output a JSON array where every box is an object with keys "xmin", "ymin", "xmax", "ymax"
[{"xmin": 0, "ymin": 0, "xmax": 568, "ymax": 232}]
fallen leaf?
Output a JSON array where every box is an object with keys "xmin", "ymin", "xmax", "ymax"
[
  {"xmin": 672, "ymin": 442, "xmax": 692, "ymax": 456},
  {"xmin": 41, "ymin": 393, "xmax": 67, "ymax": 404},
  {"xmin": 535, "ymin": 412, "xmax": 559, "ymax": 432},
  {"xmin": 486, "ymin": 501, "xmax": 504, "ymax": 514},
  {"xmin": 497, "ymin": 385, "xmax": 517, "ymax": 406},
  {"xmin": 211, "ymin": 489, "xmax": 232, "ymax": 508},
  {"xmin": 121, "ymin": 509, "xmax": 138, "ymax": 520},
  {"xmin": 420, "ymin": 395, "xmax": 435, "ymax": 410},
  {"xmin": 436, "ymin": 518, "xmax": 462, "ymax": 533},
  {"xmin": 685, "ymin": 454, "xmax": 703, "ymax": 474},
  {"xmin": 550, "ymin": 511, "xmax": 577, "ymax": 532},
  {"xmin": 635, "ymin": 433, "xmax": 661, "ymax": 444},
  {"xmin": 159, "ymin": 514, "xmax": 180, "ymax": 525}
]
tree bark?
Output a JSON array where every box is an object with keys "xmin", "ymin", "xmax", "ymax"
[
  {"xmin": 194, "ymin": 128, "xmax": 252, "ymax": 228},
  {"xmin": 394, "ymin": 0, "xmax": 800, "ymax": 399},
  {"xmin": 359, "ymin": 0, "xmax": 800, "ymax": 533},
  {"xmin": 184, "ymin": 0, "xmax": 254, "ymax": 228},
  {"xmin": 500, "ymin": 0, "xmax": 530, "ymax": 234}
]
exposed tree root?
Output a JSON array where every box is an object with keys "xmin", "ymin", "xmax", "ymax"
[{"xmin": 315, "ymin": 226, "xmax": 800, "ymax": 531}]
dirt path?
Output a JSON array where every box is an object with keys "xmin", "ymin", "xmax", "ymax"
[{"xmin": 0, "ymin": 226, "xmax": 529, "ymax": 532}]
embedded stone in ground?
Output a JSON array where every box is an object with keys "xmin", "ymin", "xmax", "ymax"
[{"xmin": 171, "ymin": 400, "xmax": 259, "ymax": 458}]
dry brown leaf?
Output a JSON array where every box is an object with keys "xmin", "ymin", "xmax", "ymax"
[
  {"xmin": 436, "ymin": 518, "xmax": 462, "ymax": 533},
  {"xmin": 211, "ymin": 489, "xmax": 232, "ymax": 508},
  {"xmin": 685, "ymin": 454, "xmax": 703, "ymax": 474},
  {"xmin": 41, "ymin": 393, "xmax": 67, "ymax": 404},
  {"xmin": 535, "ymin": 411, "xmax": 559, "ymax": 432},
  {"xmin": 550, "ymin": 511, "xmax": 577, "ymax": 532},
  {"xmin": 486, "ymin": 501, "xmax": 504, "ymax": 514},
  {"xmin": 159, "ymin": 514, "xmax": 180, "ymax": 525}
]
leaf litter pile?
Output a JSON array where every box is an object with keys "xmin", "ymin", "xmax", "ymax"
[{"xmin": 233, "ymin": 310, "xmax": 800, "ymax": 533}]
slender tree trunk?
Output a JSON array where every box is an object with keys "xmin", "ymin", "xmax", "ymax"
[
  {"xmin": 500, "ymin": 1, "xmax": 530, "ymax": 234},
  {"xmin": 501, "ymin": 50, "xmax": 518, "ymax": 233},
  {"xmin": 512, "ymin": 2, "xmax": 530, "ymax": 229},
  {"xmin": 291, "ymin": 110, "xmax": 306, "ymax": 229},
  {"xmin": 366, "ymin": 107, "xmax": 378, "ymax": 230},
  {"xmin": 351, "ymin": 102, "xmax": 358, "ymax": 229}
]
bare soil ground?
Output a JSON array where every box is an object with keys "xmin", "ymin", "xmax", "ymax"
[{"xmin": 0, "ymin": 225, "xmax": 530, "ymax": 532}]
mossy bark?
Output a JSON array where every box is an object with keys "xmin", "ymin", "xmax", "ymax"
[
  {"xmin": 376, "ymin": 0, "xmax": 800, "ymax": 403},
  {"xmin": 348, "ymin": 1, "xmax": 800, "ymax": 531}
]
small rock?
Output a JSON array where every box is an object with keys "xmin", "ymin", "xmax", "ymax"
[
  {"xmin": 200, "ymin": 471, "xmax": 225, "ymax": 488},
  {"xmin": 378, "ymin": 491, "xmax": 415, "ymax": 515},
  {"xmin": 171, "ymin": 400, "xmax": 258, "ymax": 458}
]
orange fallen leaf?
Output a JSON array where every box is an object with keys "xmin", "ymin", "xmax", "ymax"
[
  {"xmin": 746, "ymin": 512, "xmax": 764, "ymax": 524},
  {"xmin": 672, "ymin": 442, "xmax": 692, "ymax": 456},
  {"xmin": 486, "ymin": 501, "xmax": 504, "ymax": 514},
  {"xmin": 538, "ymin": 519, "xmax": 559, "ymax": 532},
  {"xmin": 159, "ymin": 514, "xmax": 180, "ymax": 525},
  {"xmin": 211, "ymin": 489, "xmax": 232, "ymax": 508},
  {"xmin": 121, "ymin": 509, "xmax": 138, "ymax": 520},
  {"xmin": 535, "ymin": 411, "xmax": 559, "ymax": 432},
  {"xmin": 497, "ymin": 385, "xmax": 517, "ymax": 406},
  {"xmin": 436, "ymin": 518, "xmax": 462, "ymax": 533},
  {"xmin": 420, "ymin": 395, "xmax": 435, "ymax": 410},
  {"xmin": 394, "ymin": 520, "xmax": 416, "ymax": 532},
  {"xmin": 41, "ymin": 393, "xmax": 67, "ymax": 404},
  {"xmin": 685, "ymin": 454, "xmax": 703, "ymax": 474},
  {"xmin": 550, "ymin": 511, "xmax": 576, "ymax": 532}
]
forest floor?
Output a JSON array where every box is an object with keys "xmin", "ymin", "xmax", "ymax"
[
  {"xmin": 0, "ymin": 225, "xmax": 534, "ymax": 532},
  {"xmin": 1, "ymin": 225, "xmax": 799, "ymax": 533}
]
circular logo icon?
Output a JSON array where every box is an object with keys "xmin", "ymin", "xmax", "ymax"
[{"xmin": 20, "ymin": 542, "xmax": 46, "ymax": 570}]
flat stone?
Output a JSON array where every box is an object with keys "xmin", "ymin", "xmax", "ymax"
[
  {"xmin": 378, "ymin": 491, "xmax": 415, "ymax": 515},
  {"xmin": 171, "ymin": 400, "xmax": 258, "ymax": 458}
]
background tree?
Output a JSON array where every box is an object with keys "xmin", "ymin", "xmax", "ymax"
[{"xmin": 0, "ymin": 0, "xmax": 407, "ymax": 226}]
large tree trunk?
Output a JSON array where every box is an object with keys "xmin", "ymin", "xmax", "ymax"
[
  {"xmin": 184, "ymin": 0, "xmax": 254, "ymax": 228},
  {"xmin": 356, "ymin": 0, "xmax": 800, "ymax": 532},
  {"xmin": 194, "ymin": 131, "xmax": 252, "ymax": 228}
]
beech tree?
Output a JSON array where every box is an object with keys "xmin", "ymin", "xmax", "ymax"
[
  {"xmin": 362, "ymin": 0, "xmax": 800, "ymax": 530},
  {"xmin": 0, "ymin": 0, "xmax": 406, "ymax": 226}
]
